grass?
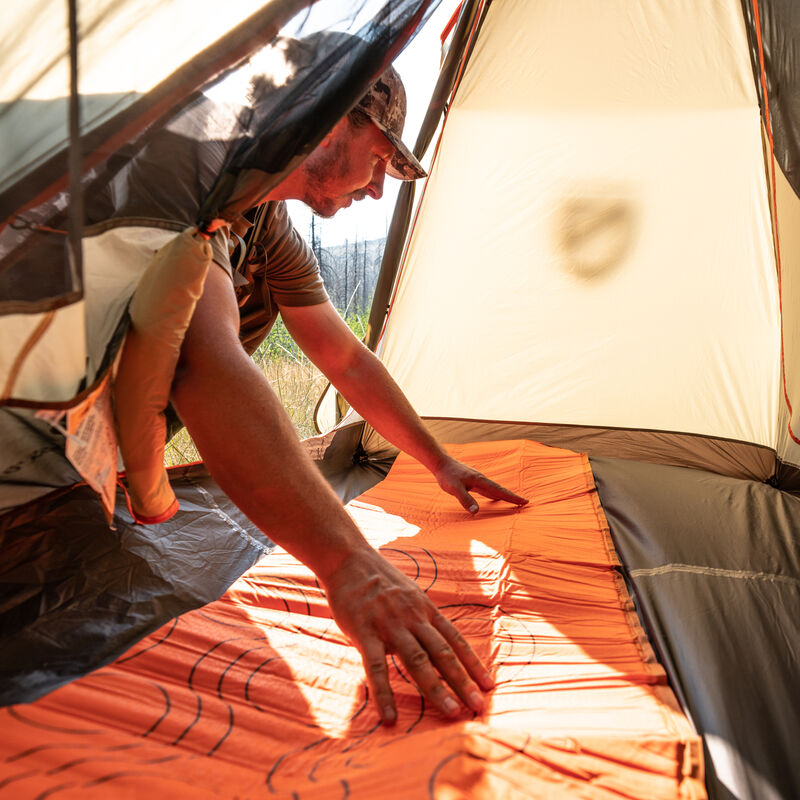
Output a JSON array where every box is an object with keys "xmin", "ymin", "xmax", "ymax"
[{"xmin": 163, "ymin": 311, "xmax": 368, "ymax": 467}]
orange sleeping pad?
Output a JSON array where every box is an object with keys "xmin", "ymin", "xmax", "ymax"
[{"xmin": 0, "ymin": 440, "xmax": 704, "ymax": 798}]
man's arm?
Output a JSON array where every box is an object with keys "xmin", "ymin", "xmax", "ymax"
[
  {"xmin": 280, "ymin": 300, "xmax": 529, "ymax": 513},
  {"xmin": 170, "ymin": 265, "xmax": 494, "ymax": 724}
]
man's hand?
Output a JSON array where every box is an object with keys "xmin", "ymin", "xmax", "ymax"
[
  {"xmin": 321, "ymin": 546, "xmax": 494, "ymax": 725},
  {"xmin": 433, "ymin": 456, "xmax": 529, "ymax": 515}
]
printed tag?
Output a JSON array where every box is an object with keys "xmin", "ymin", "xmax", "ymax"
[{"xmin": 64, "ymin": 374, "xmax": 119, "ymax": 522}]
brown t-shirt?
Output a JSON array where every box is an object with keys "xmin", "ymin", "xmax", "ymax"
[{"xmin": 211, "ymin": 201, "xmax": 329, "ymax": 355}]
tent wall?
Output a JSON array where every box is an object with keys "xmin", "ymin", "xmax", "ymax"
[
  {"xmin": 365, "ymin": 0, "xmax": 485, "ymax": 351},
  {"xmin": 772, "ymin": 149, "xmax": 800, "ymax": 468},
  {"xmin": 735, "ymin": 0, "xmax": 800, "ymax": 470},
  {"xmin": 738, "ymin": 0, "xmax": 800, "ymax": 199},
  {"xmin": 0, "ymin": 305, "xmax": 85, "ymax": 403},
  {"xmin": 363, "ymin": 0, "xmax": 797, "ymax": 482}
]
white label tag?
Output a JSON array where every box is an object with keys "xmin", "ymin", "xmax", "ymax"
[{"xmin": 64, "ymin": 375, "xmax": 118, "ymax": 521}]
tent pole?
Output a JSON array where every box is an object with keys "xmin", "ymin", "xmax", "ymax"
[
  {"xmin": 365, "ymin": 0, "xmax": 486, "ymax": 352},
  {"xmin": 67, "ymin": 0, "xmax": 82, "ymax": 292}
]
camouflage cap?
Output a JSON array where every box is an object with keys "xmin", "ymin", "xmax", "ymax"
[{"xmin": 357, "ymin": 66, "xmax": 426, "ymax": 181}]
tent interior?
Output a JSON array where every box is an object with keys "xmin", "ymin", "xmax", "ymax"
[{"xmin": 1, "ymin": 1, "xmax": 799, "ymax": 799}]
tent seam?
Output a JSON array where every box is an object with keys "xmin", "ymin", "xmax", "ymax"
[{"xmin": 630, "ymin": 563, "xmax": 799, "ymax": 586}]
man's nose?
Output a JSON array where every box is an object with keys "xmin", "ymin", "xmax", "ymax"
[{"xmin": 366, "ymin": 163, "xmax": 386, "ymax": 200}]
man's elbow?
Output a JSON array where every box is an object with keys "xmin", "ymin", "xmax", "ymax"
[
  {"xmin": 327, "ymin": 344, "xmax": 380, "ymax": 390},
  {"xmin": 170, "ymin": 332, "xmax": 243, "ymax": 405}
]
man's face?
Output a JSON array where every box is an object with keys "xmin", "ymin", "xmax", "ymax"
[{"xmin": 300, "ymin": 116, "xmax": 394, "ymax": 218}]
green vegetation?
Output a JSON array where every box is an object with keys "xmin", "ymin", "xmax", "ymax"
[
  {"xmin": 163, "ymin": 310, "xmax": 370, "ymax": 467},
  {"xmin": 250, "ymin": 311, "xmax": 369, "ymax": 365}
]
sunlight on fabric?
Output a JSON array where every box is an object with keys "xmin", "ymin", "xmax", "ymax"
[
  {"xmin": 205, "ymin": 38, "xmax": 297, "ymax": 106},
  {"xmin": 0, "ymin": 303, "xmax": 85, "ymax": 401},
  {"xmin": 2, "ymin": 0, "xmax": 281, "ymax": 100}
]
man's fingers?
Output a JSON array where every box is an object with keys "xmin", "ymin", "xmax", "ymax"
[
  {"xmin": 359, "ymin": 614, "xmax": 490, "ymax": 722},
  {"xmin": 431, "ymin": 612, "xmax": 494, "ymax": 693},
  {"xmin": 391, "ymin": 630, "xmax": 463, "ymax": 718},
  {"xmin": 437, "ymin": 459, "xmax": 529, "ymax": 511},
  {"xmin": 468, "ymin": 474, "xmax": 528, "ymax": 506},
  {"xmin": 448, "ymin": 482, "xmax": 479, "ymax": 514},
  {"xmin": 413, "ymin": 619, "xmax": 489, "ymax": 713},
  {"xmin": 326, "ymin": 548, "xmax": 495, "ymax": 724},
  {"xmin": 360, "ymin": 641, "xmax": 397, "ymax": 725}
]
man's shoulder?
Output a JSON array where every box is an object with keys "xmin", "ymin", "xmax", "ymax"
[
  {"xmin": 262, "ymin": 200, "xmax": 294, "ymax": 238},
  {"xmin": 251, "ymin": 201, "xmax": 321, "ymax": 289}
]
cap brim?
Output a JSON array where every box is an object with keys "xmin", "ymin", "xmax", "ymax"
[{"xmin": 373, "ymin": 121, "xmax": 427, "ymax": 181}]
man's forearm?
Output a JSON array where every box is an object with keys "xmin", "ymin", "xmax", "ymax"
[
  {"xmin": 170, "ymin": 271, "xmax": 492, "ymax": 723},
  {"xmin": 171, "ymin": 344, "xmax": 492, "ymax": 723},
  {"xmin": 169, "ymin": 268, "xmax": 374, "ymax": 580},
  {"xmin": 171, "ymin": 348, "xmax": 370, "ymax": 580},
  {"xmin": 281, "ymin": 301, "xmax": 528, "ymax": 515},
  {"xmin": 326, "ymin": 344, "xmax": 449, "ymax": 473}
]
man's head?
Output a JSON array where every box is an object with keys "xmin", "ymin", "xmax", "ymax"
[
  {"xmin": 353, "ymin": 65, "xmax": 426, "ymax": 182},
  {"xmin": 292, "ymin": 65, "xmax": 425, "ymax": 218}
]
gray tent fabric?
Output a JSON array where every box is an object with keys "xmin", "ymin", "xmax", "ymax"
[
  {"xmin": 592, "ymin": 456, "xmax": 800, "ymax": 800},
  {"xmin": 739, "ymin": 0, "xmax": 800, "ymax": 199},
  {"xmin": 304, "ymin": 422, "xmax": 392, "ymax": 503},
  {"xmin": 0, "ymin": 465, "xmax": 273, "ymax": 706}
]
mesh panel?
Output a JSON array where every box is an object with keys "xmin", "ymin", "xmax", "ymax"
[{"xmin": 0, "ymin": 0, "xmax": 439, "ymax": 316}]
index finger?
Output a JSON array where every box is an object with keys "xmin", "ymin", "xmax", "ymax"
[
  {"xmin": 431, "ymin": 611, "xmax": 494, "ymax": 692},
  {"xmin": 359, "ymin": 639, "xmax": 397, "ymax": 726},
  {"xmin": 468, "ymin": 475, "xmax": 529, "ymax": 506},
  {"xmin": 391, "ymin": 629, "xmax": 464, "ymax": 719},
  {"xmin": 399, "ymin": 612, "xmax": 494, "ymax": 716}
]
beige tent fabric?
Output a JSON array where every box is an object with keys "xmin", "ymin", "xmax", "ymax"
[
  {"xmin": 0, "ymin": 218, "xmax": 210, "ymax": 466},
  {"xmin": 0, "ymin": 304, "xmax": 85, "ymax": 402},
  {"xmin": 377, "ymin": 0, "xmax": 781, "ymax": 465},
  {"xmin": 0, "ymin": 226, "xmax": 186, "ymax": 405},
  {"xmin": 82, "ymin": 225, "xmax": 182, "ymax": 386}
]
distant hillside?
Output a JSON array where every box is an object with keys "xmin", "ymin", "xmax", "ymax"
[{"xmin": 312, "ymin": 236, "xmax": 386, "ymax": 315}]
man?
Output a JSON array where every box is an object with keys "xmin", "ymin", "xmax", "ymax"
[{"xmin": 169, "ymin": 63, "xmax": 528, "ymax": 725}]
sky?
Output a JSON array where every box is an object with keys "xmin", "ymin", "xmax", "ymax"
[{"xmin": 285, "ymin": 0, "xmax": 461, "ymax": 247}]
